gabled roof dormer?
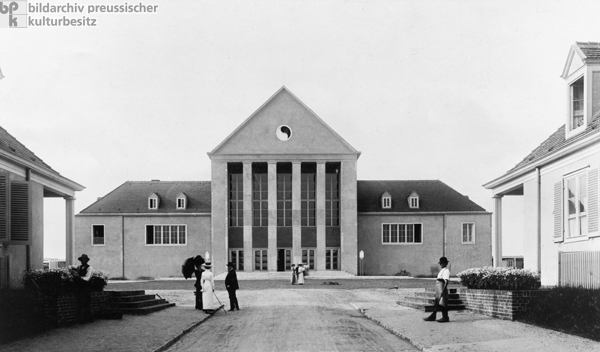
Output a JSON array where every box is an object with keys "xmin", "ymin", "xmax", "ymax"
[
  {"xmin": 561, "ymin": 42, "xmax": 600, "ymax": 139},
  {"xmin": 176, "ymin": 192, "xmax": 187, "ymax": 209},
  {"xmin": 408, "ymin": 191, "xmax": 419, "ymax": 209},
  {"xmin": 148, "ymin": 192, "xmax": 159, "ymax": 210},
  {"xmin": 381, "ymin": 191, "xmax": 391, "ymax": 209}
]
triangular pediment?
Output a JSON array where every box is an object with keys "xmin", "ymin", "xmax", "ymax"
[
  {"xmin": 561, "ymin": 45, "xmax": 585, "ymax": 79},
  {"xmin": 209, "ymin": 87, "xmax": 359, "ymax": 157}
]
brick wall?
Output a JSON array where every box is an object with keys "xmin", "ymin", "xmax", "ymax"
[
  {"xmin": 35, "ymin": 290, "xmax": 110, "ymax": 326},
  {"xmin": 458, "ymin": 288, "xmax": 549, "ymax": 320}
]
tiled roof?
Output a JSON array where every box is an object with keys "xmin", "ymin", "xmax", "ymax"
[
  {"xmin": 577, "ymin": 42, "xmax": 600, "ymax": 60},
  {"xmin": 79, "ymin": 181, "xmax": 212, "ymax": 214},
  {"xmin": 357, "ymin": 180, "xmax": 486, "ymax": 213},
  {"xmin": 0, "ymin": 126, "xmax": 57, "ymax": 173},
  {"xmin": 507, "ymin": 116, "xmax": 600, "ymax": 174}
]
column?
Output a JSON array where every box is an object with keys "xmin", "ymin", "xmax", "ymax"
[
  {"xmin": 268, "ymin": 162, "xmax": 277, "ymax": 271},
  {"xmin": 316, "ymin": 162, "xmax": 326, "ymax": 271},
  {"xmin": 210, "ymin": 161, "xmax": 228, "ymax": 275},
  {"xmin": 65, "ymin": 196, "xmax": 75, "ymax": 266},
  {"xmin": 340, "ymin": 160, "xmax": 358, "ymax": 275},
  {"xmin": 243, "ymin": 162, "xmax": 253, "ymax": 271},
  {"xmin": 492, "ymin": 195, "xmax": 503, "ymax": 267},
  {"xmin": 292, "ymin": 162, "xmax": 302, "ymax": 264}
]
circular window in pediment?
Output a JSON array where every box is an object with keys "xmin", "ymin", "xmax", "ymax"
[{"xmin": 276, "ymin": 125, "xmax": 292, "ymax": 141}]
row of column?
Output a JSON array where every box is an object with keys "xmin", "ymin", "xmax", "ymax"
[{"xmin": 242, "ymin": 161, "xmax": 329, "ymax": 271}]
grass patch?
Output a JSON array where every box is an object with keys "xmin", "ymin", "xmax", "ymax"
[{"xmin": 518, "ymin": 286, "xmax": 600, "ymax": 341}]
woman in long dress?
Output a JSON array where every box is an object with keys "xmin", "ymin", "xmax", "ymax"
[
  {"xmin": 297, "ymin": 264, "xmax": 305, "ymax": 285},
  {"xmin": 290, "ymin": 264, "xmax": 297, "ymax": 285},
  {"xmin": 201, "ymin": 263, "xmax": 216, "ymax": 313}
]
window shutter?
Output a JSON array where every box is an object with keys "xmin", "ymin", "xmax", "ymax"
[
  {"xmin": 554, "ymin": 181, "xmax": 564, "ymax": 242},
  {"xmin": 0, "ymin": 174, "xmax": 7, "ymax": 242},
  {"xmin": 9, "ymin": 181, "xmax": 30, "ymax": 244},
  {"xmin": 589, "ymin": 168, "xmax": 599, "ymax": 233}
]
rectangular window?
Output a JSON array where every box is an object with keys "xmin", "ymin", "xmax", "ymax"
[
  {"xmin": 326, "ymin": 172, "xmax": 340, "ymax": 227},
  {"xmin": 277, "ymin": 173, "xmax": 292, "ymax": 227},
  {"xmin": 254, "ymin": 249, "xmax": 268, "ymax": 271},
  {"xmin": 462, "ymin": 223, "xmax": 475, "ymax": 243},
  {"xmin": 229, "ymin": 249, "xmax": 244, "ymax": 271},
  {"xmin": 565, "ymin": 171, "xmax": 588, "ymax": 238},
  {"xmin": 571, "ymin": 77, "xmax": 584, "ymax": 130},
  {"xmin": 92, "ymin": 225, "xmax": 104, "ymax": 246},
  {"xmin": 382, "ymin": 224, "xmax": 423, "ymax": 244},
  {"xmin": 301, "ymin": 173, "xmax": 316, "ymax": 227},
  {"xmin": 253, "ymin": 173, "xmax": 268, "ymax": 227},
  {"xmin": 302, "ymin": 248, "xmax": 315, "ymax": 270},
  {"xmin": 177, "ymin": 198, "xmax": 186, "ymax": 209},
  {"xmin": 382, "ymin": 197, "xmax": 391, "ymax": 208},
  {"xmin": 409, "ymin": 197, "xmax": 419, "ymax": 208},
  {"xmin": 325, "ymin": 248, "xmax": 339, "ymax": 270},
  {"xmin": 146, "ymin": 225, "xmax": 186, "ymax": 245},
  {"xmin": 229, "ymin": 173, "xmax": 244, "ymax": 227},
  {"xmin": 149, "ymin": 198, "xmax": 158, "ymax": 209}
]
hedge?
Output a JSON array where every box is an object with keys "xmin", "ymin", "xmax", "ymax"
[
  {"xmin": 457, "ymin": 266, "xmax": 540, "ymax": 290},
  {"xmin": 22, "ymin": 267, "xmax": 109, "ymax": 292}
]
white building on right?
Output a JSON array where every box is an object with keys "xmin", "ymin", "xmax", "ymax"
[{"xmin": 485, "ymin": 42, "xmax": 600, "ymax": 288}]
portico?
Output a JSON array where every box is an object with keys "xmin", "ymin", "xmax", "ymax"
[{"xmin": 208, "ymin": 87, "xmax": 359, "ymax": 274}]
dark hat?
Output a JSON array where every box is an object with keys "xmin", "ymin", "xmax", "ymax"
[
  {"xmin": 78, "ymin": 254, "xmax": 90, "ymax": 262},
  {"xmin": 438, "ymin": 256, "xmax": 449, "ymax": 264},
  {"xmin": 202, "ymin": 262, "xmax": 212, "ymax": 269},
  {"xmin": 226, "ymin": 262, "xmax": 235, "ymax": 268}
]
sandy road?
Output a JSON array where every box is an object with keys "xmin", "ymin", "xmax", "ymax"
[{"xmin": 166, "ymin": 289, "xmax": 417, "ymax": 352}]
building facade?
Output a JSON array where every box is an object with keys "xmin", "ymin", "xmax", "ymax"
[
  {"xmin": 76, "ymin": 87, "xmax": 491, "ymax": 278},
  {"xmin": 485, "ymin": 42, "xmax": 600, "ymax": 288},
  {"xmin": 0, "ymin": 126, "xmax": 84, "ymax": 289}
]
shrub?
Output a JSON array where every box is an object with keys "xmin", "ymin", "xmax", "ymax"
[
  {"xmin": 22, "ymin": 268, "xmax": 109, "ymax": 292},
  {"xmin": 457, "ymin": 266, "xmax": 540, "ymax": 290},
  {"xmin": 519, "ymin": 286, "xmax": 600, "ymax": 341},
  {"xmin": 395, "ymin": 270, "xmax": 411, "ymax": 276}
]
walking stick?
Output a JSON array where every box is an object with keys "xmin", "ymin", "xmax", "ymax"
[{"xmin": 213, "ymin": 291, "xmax": 227, "ymax": 313}]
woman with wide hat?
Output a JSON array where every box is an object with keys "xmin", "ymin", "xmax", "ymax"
[
  {"xmin": 423, "ymin": 256, "xmax": 450, "ymax": 323},
  {"xmin": 200, "ymin": 262, "xmax": 216, "ymax": 313}
]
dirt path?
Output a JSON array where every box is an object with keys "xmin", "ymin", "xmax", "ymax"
[{"xmin": 165, "ymin": 289, "xmax": 417, "ymax": 352}]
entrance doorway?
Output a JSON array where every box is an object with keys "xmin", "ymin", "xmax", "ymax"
[{"xmin": 277, "ymin": 248, "xmax": 291, "ymax": 271}]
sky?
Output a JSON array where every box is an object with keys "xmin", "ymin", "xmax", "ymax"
[{"xmin": 1, "ymin": 0, "xmax": 599, "ymax": 259}]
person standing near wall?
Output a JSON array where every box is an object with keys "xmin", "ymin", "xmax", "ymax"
[
  {"xmin": 297, "ymin": 263, "xmax": 305, "ymax": 285},
  {"xmin": 290, "ymin": 264, "xmax": 297, "ymax": 285},
  {"xmin": 423, "ymin": 256, "xmax": 450, "ymax": 323},
  {"xmin": 225, "ymin": 262, "xmax": 240, "ymax": 311},
  {"xmin": 70, "ymin": 254, "xmax": 94, "ymax": 323},
  {"xmin": 201, "ymin": 262, "xmax": 216, "ymax": 313},
  {"xmin": 193, "ymin": 255, "xmax": 205, "ymax": 310}
]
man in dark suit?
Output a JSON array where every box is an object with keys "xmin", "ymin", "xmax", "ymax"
[{"xmin": 225, "ymin": 262, "xmax": 240, "ymax": 311}]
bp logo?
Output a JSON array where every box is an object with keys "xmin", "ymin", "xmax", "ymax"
[{"xmin": 0, "ymin": 1, "xmax": 27, "ymax": 28}]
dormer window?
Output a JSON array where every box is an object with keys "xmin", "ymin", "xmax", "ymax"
[
  {"xmin": 148, "ymin": 193, "xmax": 159, "ymax": 209},
  {"xmin": 561, "ymin": 42, "xmax": 600, "ymax": 138},
  {"xmin": 381, "ymin": 191, "xmax": 391, "ymax": 209},
  {"xmin": 408, "ymin": 191, "xmax": 419, "ymax": 209},
  {"xmin": 571, "ymin": 77, "xmax": 584, "ymax": 130},
  {"xmin": 176, "ymin": 192, "xmax": 187, "ymax": 209}
]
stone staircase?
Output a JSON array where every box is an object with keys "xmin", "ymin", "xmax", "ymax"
[
  {"xmin": 107, "ymin": 290, "xmax": 175, "ymax": 315},
  {"xmin": 396, "ymin": 287, "xmax": 466, "ymax": 312},
  {"xmin": 215, "ymin": 270, "xmax": 355, "ymax": 280}
]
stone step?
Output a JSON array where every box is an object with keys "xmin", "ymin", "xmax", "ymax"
[
  {"xmin": 401, "ymin": 296, "xmax": 463, "ymax": 305},
  {"xmin": 109, "ymin": 290, "xmax": 146, "ymax": 297},
  {"xmin": 396, "ymin": 300, "xmax": 466, "ymax": 312},
  {"xmin": 106, "ymin": 290, "xmax": 175, "ymax": 315},
  {"xmin": 110, "ymin": 294, "xmax": 157, "ymax": 303},
  {"xmin": 111, "ymin": 298, "xmax": 167, "ymax": 309},
  {"xmin": 110, "ymin": 302, "xmax": 176, "ymax": 315},
  {"xmin": 413, "ymin": 291, "xmax": 461, "ymax": 299}
]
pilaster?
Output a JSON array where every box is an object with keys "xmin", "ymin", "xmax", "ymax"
[{"xmin": 316, "ymin": 162, "xmax": 326, "ymax": 271}]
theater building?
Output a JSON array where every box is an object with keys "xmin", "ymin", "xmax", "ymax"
[{"xmin": 75, "ymin": 87, "xmax": 491, "ymax": 278}]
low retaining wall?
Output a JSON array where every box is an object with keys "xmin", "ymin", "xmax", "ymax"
[
  {"xmin": 458, "ymin": 288, "xmax": 549, "ymax": 320},
  {"xmin": 35, "ymin": 290, "xmax": 110, "ymax": 326}
]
